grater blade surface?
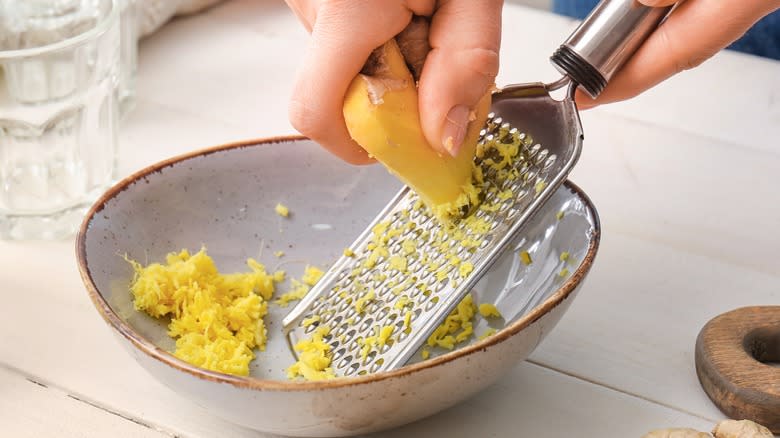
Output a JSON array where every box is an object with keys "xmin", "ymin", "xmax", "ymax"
[{"xmin": 283, "ymin": 100, "xmax": 581, "ymax": 377}]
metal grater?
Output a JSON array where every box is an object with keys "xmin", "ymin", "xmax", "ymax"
[
  {"xmin": 283, "ymin": 111, "xmax": 578, "ymax": 376},
  {"xmin": 283, "ymin": 0, "xmax": 673, "ymax": 377}
]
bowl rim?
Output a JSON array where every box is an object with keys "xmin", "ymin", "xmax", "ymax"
[{"xmin": 76, "ymin": 135, "xmax": 601, "ymax": 391}]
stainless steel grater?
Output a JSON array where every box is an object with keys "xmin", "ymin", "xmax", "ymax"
[{"xmin": 283, "ymin": 0, "xmax": 673, "ymax": 376}]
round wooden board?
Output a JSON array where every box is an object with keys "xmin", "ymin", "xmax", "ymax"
[{"xmin": 695, "ymin": 306, "xmax": 780, "ymax": 433}]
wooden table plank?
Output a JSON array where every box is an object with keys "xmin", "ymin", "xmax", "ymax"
[
  {"xmin": 2, "ymin": 1, "xmax": 778, "ymax": 436},
  {"xmin": 0, "ymin": 365, "xmax": 167, "ymax": 437}
]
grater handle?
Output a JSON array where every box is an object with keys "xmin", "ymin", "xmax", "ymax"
[{"xmin": 550, "ymin": 0, "xmax": 673, "ymax": 99}]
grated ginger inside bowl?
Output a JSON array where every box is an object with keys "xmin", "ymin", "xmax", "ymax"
[{"xmin": 127, "ymin": 248, "xmax": 284, "ymax": 376}]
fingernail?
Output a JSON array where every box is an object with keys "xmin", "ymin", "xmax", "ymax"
[{"xmin": 442, "ymin": 105, "xmax": 470, "ymax": 157}]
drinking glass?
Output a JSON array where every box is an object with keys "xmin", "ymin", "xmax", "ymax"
[{"xmin": 0, "ymin": 0, "xmax": 121, "ymax": 240}]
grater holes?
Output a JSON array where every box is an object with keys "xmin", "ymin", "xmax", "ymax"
[
  {"xmin": 369, "ymin": 358, "xmax": 385, "ymax": 373},
  {"xmin": 359, "ymin": 317, "xmax": 375, "ymax": 333},
  {"xmin": 303, "ymin": 320, "xmax": 318, "ymax": 334},
  {"xmin": 343, "ymin": 328, "xmax": 357, "ymax": 344},
  {"xmin": 337, "ymin": 355, "xmax": 354, "ymax": 370},
  {"xmin": 358, "ymin": 270, "xmax": 374, "ymax": 282},
  {"xmin": 336, "ymin": 298, "xmax": 350, "ymax": 313},
  {"xmin": 389, "ymin": 240, "xmax": 402, "ymax": 253},
  {"xmin": 376, "ymin": 286, "xmax": 393, "ymax": 299},
  {"xmin": 518, "ymin": 162, "xmax": 531, "ymax": 177},
  {"xmin": 424, "ymin": 295, "xmax": 441, "ymax": 311},
  {"xmin": 348, "ymin": 337, "xmax": 362, "ymax": 354},
  {"xmin": 332, "ymin": 324, "xmax": 346, "ymax": 338},
  {"xmin": 332, "ymin": 347, "xmax": 346, "ymax": 362},
  {"xmin": 345, "ymin": 362, "xmax": 359, "ymax": 376},
  {"xmin": 534, "ymin": 148, "xmax": 549, "ymax": 165},
  {"xmin": 385, "ymin": 312, "xmax": 398, "ymax": 324},
  {"xmin": 318, "ymin": 310, "xmax": 334, "ymax": 325}
]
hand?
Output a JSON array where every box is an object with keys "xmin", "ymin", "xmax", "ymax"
[
  {"xmin": 284, "ymin": 0, "xmax": 503, "ymax": 164},
  {"xmin": 577, "ymin": 0, "xmax": 780, "ymax": 109}
]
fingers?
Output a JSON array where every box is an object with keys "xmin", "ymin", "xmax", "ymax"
[
  {"xmin": 416, "ymin": 0, "xmax": 502, "ymax": 156},
  {"xmin": 284, "ymin": 0, "xmax": 316, "ymax": 32},
  {"xmin": 578, "ymin": 0, "xmax": 780, "ymax": 109},
  {"xmin": 287, "ymin": 1, "xmax": 439, "ymax": 164},
  {"xmin": 288, "ymin": 2, "xmax": 414, "ymax": 164}
]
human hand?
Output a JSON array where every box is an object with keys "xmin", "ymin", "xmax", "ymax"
[
  {"xmin": 577, "ymin": 0, "xmax": 780, "ymax": 109},
  {"xmin": 284, "ymin": 0, "xmax": 503, "ymax": 164}
]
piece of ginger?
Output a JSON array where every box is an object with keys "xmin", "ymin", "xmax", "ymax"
[
  {"xmin": 712, "ymin": 420, "xmax": 773, "ymax": 438},
  {"xmin": 343, "ymin": 18, "xmax": 491, "ymax": 222},
  {"xmin": 643, "ymin": 419, "xmax": 774, "ymax": 438},
  {"xmin": 642, "ymin": 429, "xmax": 712, "ymax": 438}
]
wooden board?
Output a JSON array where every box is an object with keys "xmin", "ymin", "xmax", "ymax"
[
  {"xmin": 0, "ymin": 366, "xmax": 165, "ymax": 438},
  {"xmin": 696, "ymin": 306, "xmax": 780, "ymax": 433}
]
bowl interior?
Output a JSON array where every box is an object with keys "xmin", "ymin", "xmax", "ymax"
[{"xmin": 81, "ymin": 138, "xmax": 598, "ymax": 381}]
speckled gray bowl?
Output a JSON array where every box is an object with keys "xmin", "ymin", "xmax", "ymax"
[{"xmin": 77, "ymin": 137, "xmax": 599, "ymax": 437}]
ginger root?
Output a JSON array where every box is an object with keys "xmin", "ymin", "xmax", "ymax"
[
  {"xmin": 711, "ymin": 420, "xmax": 774, "ymax": 438},
  {"xmin": 643, "ymin": 419, "xmax": 774, "ymax": 438},
  {"xmin": 343, "ymin": 17, "xmax": 491, "ymax": 222},
  {"xmin": 642, "ymin": 428, "xmax": 712, "ymax": 438}
]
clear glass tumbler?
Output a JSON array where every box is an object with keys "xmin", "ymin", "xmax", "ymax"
[
  {"xmin": 0, "ymin": 0, "xmax": 120, "ymax": 240},
  {"xmin": 118, "ymin": 0, "xmax": 137, "ymax": 116}
]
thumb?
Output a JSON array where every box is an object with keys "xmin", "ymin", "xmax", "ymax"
[{"xmin": 417, "ymin": 0, "xmax": 502, "ymax": 157}]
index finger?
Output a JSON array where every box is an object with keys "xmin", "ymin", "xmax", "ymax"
[
  {"xmin": 578, "ymin": 0, "xmax": 780, "ymax": 109},
  {"xmin": 288, "ymin": 2, "xmax": 429, "ymax": 164}
]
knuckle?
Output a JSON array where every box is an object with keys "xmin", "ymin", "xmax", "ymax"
[
  {"xmin": 468, "ymin": 47, "xmax": 500, "ymax": 79},
  {"xmin": 658, "ymin": 26, "xmax": 712, "ymax": 74},
  {"xmin": 678, "ymin": 52, "xmax": 710, "ymax": 72},
  {"xmin": 460, "ymin": 47, "xmax": 500, "ymax": 99},
  {"xmin": 288, "ymin": 99, "xmax": 327, "ymax": 139}
]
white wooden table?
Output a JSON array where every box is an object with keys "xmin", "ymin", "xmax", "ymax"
[{"xmin": 1, "ymin": 1, "xmax": 778, "ymax": 436}]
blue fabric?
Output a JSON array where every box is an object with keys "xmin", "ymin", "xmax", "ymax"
[{"xmin": 552, "ymin": 0, "xmax": 780, "ymax": 60}]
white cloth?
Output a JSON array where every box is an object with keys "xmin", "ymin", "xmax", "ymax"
[
  {"xmin": 138, "ymin": 0, "xmax": 226, "ymax": 37},
  {"xmin": 0, "ymin": 0, "xmax": 227, "ymax": 49}
]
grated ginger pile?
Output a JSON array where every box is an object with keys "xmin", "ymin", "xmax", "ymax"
[
  {"xmin": 127, "ymin": 248, "xmax": 284, "ymax": 376},
  {"xmin": 286, "ymin": 326, "xmax": 336, "ymax": 381},
  {"xmin": 128, "ymin": 247, "xmax": 330, "ymax": 378}
]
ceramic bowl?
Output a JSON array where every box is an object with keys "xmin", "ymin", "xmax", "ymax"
[{"xmin": 76, "ymin": 137, "xmax": 600, "ymax": 437}]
